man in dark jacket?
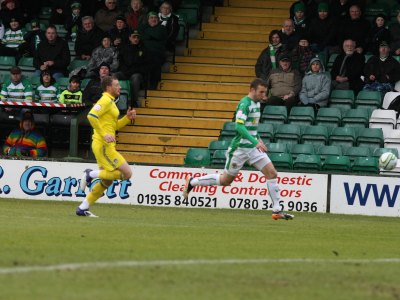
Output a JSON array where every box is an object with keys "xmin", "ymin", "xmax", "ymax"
[
  {"xmin": 158, "ymin": 1, "xmax": 179, "ymax": 52},
  {"xmin": 33, "ymin": 25, "xmax": 70, "ymax": 79},
  {"xmin": 331, "ymin": 39, "xmax": 365, "ymax": 94},
  {"xmin": 82, "ymin": 62, "xmax": 110, "ymax": 104},
  {"xmin": 115, "ymin": 30, "xmax": 149, "ymax": 107},
  {"xmin": 363, "ymin": 41, "xmax": 400, "ymax": 94},
  {"xmin": 75, "ymin": 16, "xmax": 104, "ymax": 60}
]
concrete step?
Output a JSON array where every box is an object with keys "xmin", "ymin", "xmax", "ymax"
[
  {"xmin": 146, "ymin": 90, "xmax": 245, "ymax": 101},
  {"xmin": 184, "ymin": 47, "xmax": 260, "ymax": 59},
  {"xmin": 174, "ymin": 56, "xmax": 255, "ymax": 66},
  {"xmin": 162, "ymin": 73, "xmax": 254, "ymax": 84},
  {"xmin": 214, "ymin": 6, "xmax": 289, "ymax": 18},
  {"xmin": 210, "ymin": 14, "xmax": 283, "ymax": 26},
  {"xmin": 198, "ymin": 30, "xmax": 268, "ymax": 43},
  {"xmin": 158, "ymin": 80, "xmax": 248, "ymax": 93},
  {"xmin": 188, "ymin": 39, "xmax": 265, "ymax": 50},
  {"xmin": 142, "ymin": 97, "xmax": 237, "ymax": 111},
  {"xmin": 169, "ymin": 63, "xmax": 254, "ymax": 76}
]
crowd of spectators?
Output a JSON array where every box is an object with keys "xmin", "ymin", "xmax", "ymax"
[{"xmin": 256, "ymin": 0, "xmax": 400, "ymax": 112}]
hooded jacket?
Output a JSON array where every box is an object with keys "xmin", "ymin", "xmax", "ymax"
[{"xmin": 299, "ymin": 57, "xmax": 331, "ymax": 107}]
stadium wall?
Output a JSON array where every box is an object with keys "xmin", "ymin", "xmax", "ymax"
[{"xmin": 0, "ymin": 159, "xmax": 398, "ymax": 217}]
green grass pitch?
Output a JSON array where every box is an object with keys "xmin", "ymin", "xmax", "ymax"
[{"xmin": 0, "ymin": 198, "xmax": 399, "ymax": 300}]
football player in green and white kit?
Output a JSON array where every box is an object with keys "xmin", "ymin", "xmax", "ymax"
[{"xmin": 183, "ymin": 78, "xmax": 294, "ymax": 220}]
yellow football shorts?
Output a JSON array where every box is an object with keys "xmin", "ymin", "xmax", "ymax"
[{"xmin": 92, "ymin": 140, "xmax": 126, "ymax": 171}]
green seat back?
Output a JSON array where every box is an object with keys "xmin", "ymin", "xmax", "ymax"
[
  {"xmin": 290, "ymin": 143, "xmax": 315, "ymax": 160},
  {"xmin": 329, "ymin": 127, "xmax": 357, "ymax": 147},
  {"xmin": 184, "ymin": 148, "xmax": 211, "ymax": 167},
  {"xmin": 352, "ymin": 157, "xmax": 379, "ymax": 174},
  {"xmin": 316, "ymin": 107, "xmax": 341, "ymax": 127},
  {"xmin": 269, "ymin": 152, "xmax": 293, "ymax": 170},
  {"xmin": 323, "ymin": 155, "xmax": 351, "ymax": 172},
  {"xmin": 267, "ymin": 142, "xmax": 287, "ymax": 154},
  {"xmin": 341, "ymin": 108, "xmax": 369, "ymax": 128},
  {"xmin": 261, "ymin": 105, "xmax": 287, "ymax": 124},
  {"xmin": 356, "ymin": 128, "xmax": 384, "ymax": 148},
  {"xmin": 344, "ymin": 146, "xmax": 371, "ymax": 162},
  {"xmin": 211, "ymin": 149, "xmax": 226, "ymax": 166},
  {"xmin": 288, "ymin": 106, "xmax": 315, "ymax": 125},
  {"xmin": 293, "ymin": 154, "xmax": 322, "ymax": 171},
  {"xmin": 301, "ymin": 125, "xmax": 329, "ymax": 145}
]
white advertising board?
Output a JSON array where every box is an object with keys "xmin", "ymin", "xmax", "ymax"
[
  {"xmin": 0, "ymin": 160, "xmax": 328, "ymax": 213},
  {"xmin": 331, "ymin": 175, "xmax": 400, "ymax": 217}
]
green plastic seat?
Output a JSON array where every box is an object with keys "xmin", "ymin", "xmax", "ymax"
[
  {"xmin": 341, "ymin": 108, "xmax": 369, "ymax": 128},
  {"xmin": 219, "ymin": 122, "xmax": 236, "ymax": 141},
  {"xmin": 329, "ymin": 89, "xmax": 355, "ymax": 109},
  {"xmin": 261, "ymin": 105, "xmax": 287, "ymax": 124},
  {"xmin": 317, "ymin": 145, "xmax": 343, "ymax": 162},
  {"xmin": 322, "ymin": 155, "xmax": 351, "ymax": 172},
  {"xmin": 175, "ymin": 12, "xmax": 188, "ymax": 42},
  {"xmin": 211, "ymin": 149, "xmax": 226, "ymax": 167},
  {"xmin": 258, "ymin": 123, "xmax": 274, "ymax": 143},
  {"xmin": 301, "ymin": 125, "xmax": 329, "ymax": 145},
  {"xmin": 208, "ymin": 140, "xmax": 230, "ymax": 156},
  {"xmin": 352, "ymin": 157, "xmax": 379, "ymax": 174},
  {"xmin": 327, "ymin": 53, "xmax": 338, "ymax": 71},
  {"xmin": 39, "ymin": 6, "xmax": 52, "ymax": 21},
  {"xmin": 290, "ymin": 143, "xmax": 315, "ymax": 160},
  {"xmin": 0, "ymin": 56, "xmax": 16, "ymax": 72},
  {"xmin": 372, "ymin": 147, "xmax": 399, "ymax": 159},
  {"xmin": 356, "ymin": 128, "xmax": 384, "ymax": 149},
  {"xmin": 293, "ymin": 154, "xmax": 322, "ymax": 171},
  {"xmin": 17, "ymin": 56, "xmax": 35, "ymax": 73},
  {"xmin": 329, "ymin": 127, "xmax": 357, "ymax": 148},
  {"xmin": 267, "ymin": 143, "xmax": 287, "ymax": 154},
  {"xmin": 29, "ymin": 76, "xmax": 41, "ymax": 89},
  {"xmin": 68, "ymin": 59, "xmax": 89, "ymax": 72},
  {"xmin": 288, "ymin": 106, "xmax": 315, "ymax": 125},
  {"xmin": 344, "ymin": 146, "xmax": 371, "ymax": 163},
  {"xmin": 316, "ymin": 107, "xmax": 341, "ymax": 127},
  {"xmin": 269, "ymin": 153, "xmax": 293, "ymax": 170},
  {"xmin": 355, "ymin": 91, "xmax": 382, "ymax": 110},
  {"xmin": 176, "ymin": 7, "xmax": 199, "ymax": 26},
  {"xmin": 274, "ymin": 124, "xmax": 301, "ymax": 144},
  {"xmin": 55, "ymin": 24, "xmax": 68, "ymax": 38},
  {"xmin": 56, "ymin": 77, "xmax": 70, "ymax": 90},
  {"xmin": 184, "ymin": 148, "xmax": 211, "ymax": 167}
]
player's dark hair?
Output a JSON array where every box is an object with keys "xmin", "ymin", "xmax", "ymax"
[
  {"xmin": 250, "ymin": 78, "xmax": 267, "ymax": 89},
  {"xmin": 101, "ymin": 75, "xmax": 118, "ymax": 91}
]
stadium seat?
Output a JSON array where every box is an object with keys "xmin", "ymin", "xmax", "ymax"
[
  {"xmin": 273, "ymin": 124, "xmax": 301, "ymax": 145},
  {"xmin": 322, "ymin": 155, "xmax": 351, "ymax": 173},
  {"xmin": 384, "ymin": 129, "xmax": 400, "ymax": 154},
  {"xmin": 289, "ymin": 143, "xmax": 315, "ymax": 160},
  {"xmin": 382, "ymin": 91, "xmax": 400, "ymax": 108},
  {"xmin": 118, "ymin": 80, "xmax": 131, "ymax": 111},
  {"xmin": 288, "ymin": 106, "xmax": 315, "ymax": 125},
  {"xmin": 39, "ymin": 6, "xmax": 52, "ymax": 22},
  {"xmin": 329, "ymin": 89, "xmax": 355, "ymax": 109},
  {"xmin": 56, "ymin": 77, "xmax": 70, "ymax": 90},
  {"xmin": 175, "ymin": 12, "xmax": 188, "ymax": 43},
  {"xmin": 344, "ymin": 146, "xmax": 371, "ymax": 163},
  {"xmin": 341, "ymin": 108, "xmax": 369, "ymax": 128},
  {"xmin": 261, "ymin": 105, "xmax": 287, "ymax": 124},
  {"xmin": 49, "ymin": 114, "xmax": 74, "ymax": 147},
  {"xmin": 327, "ymin": 53, "xmax": 338, "ymax": 71},
  {"xmin": 293, "ymin": 154, "xmax": 322, "ymax": 171},
  {"xmin": 315, "ymin": 107, "xmax": 341, "ymax": 127},
  {"xmin": 369, "ymin": 109, "xmax": 397, "ymax": 137},
  {"xmin": 176, "ymin": 0, "xmax": 200, "ymax": 25},
  {"xmin": 258, "ymin": 123, "xmax": 274, "ymax": 143},
  {"xmin": 356, "ymin": 128, "xmax": 384, "ymax": 149},
  {"xmin": 0, "ymin": 56, "xmax": 16, "ymax": 74},
  {"xmin": 208, "ymin": 140, "xmax": 230, "ymax": 156},
  {"xmin": 211, "ymin": 149, "xmax": 226, "ymax": 167},
  {"xmin": 29, "ymin": 76, "xmax": 41, "ymax": 89},
  {"xmin": 301, "ymin": 125, "xmax": 329, "ymax": 145},
  {"xmin": 68, "ymin": 59, "xmax": 89, "ymax": 72},
  {"xmin": 266, "ymin": 142, "xmax": 287, "ymax": 154},
  {"xmin": 316, "ymin": 145, "xmax": 342, "ymax": 162},
  {"xmin": 268, "ymin": 152, "xmax": 293, "ymax": 170},
  {"xmin": 351, "ymin": 157, "xmax": 379, "ymax": 174},
  {"xmin": 55, "ymin": 24, "xmax": 68, "ymax": 38},
  {"xmin": 17, "ymin": 57, "xmax": 35, "ymax": 75},
  {"xmin": 329, "ymin": 127, "xmax": 357, "ymax": 147},
  {"xmin": 372, "ymin": 147, "xmax": 399, "ymax": 159},
  {"xmin": 355, "ymin": 91, "xmax": 382, "ymax": 110},
  {"xmin": 219, "ymin": 122, "xmax": 236, "ymax": 141},
  {"xmin": 184, "ymin": 148, "xmax": 211, "ymax": 167}
]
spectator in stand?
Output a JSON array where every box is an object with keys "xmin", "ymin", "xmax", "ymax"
[
  {"xmin": 308, "ymin": 2, "xmax": 338, "ymax": 55},
  {"xmin": 158, "ymin": 1, "xmax": 179, "ymax": 52},
  {"xmin": 299, "ymin": 57, "xmax": 331, "ymax": 109},
  {"xmin": 95, "ymin": 0, "xmax": 122, "ymax": 32},
  {"xmin": 109, "ymin": 15, "xmax": 130, "ymax": 48},
  {"xmin": 34, "ymin": 25, "xmax": 70, "ymax": 79},
  {"xmin": 86, "ymin": 35, "xmax": 119, "ymax": 78},
  {"xmin": 24, "ymin": 19, "xmax": 46, "ymax": 57},
  {"xmin": 0, "ymin": 0, "xmax": 25, "ymax": 29},
  {"xmin": 75, "ymin": 16, "xmax": 104, "ymax": 60},
  {"xmin": 339, "ymin": 4, "xmax": 370, "ymax": 54},
  {"xmin": 264, "ymin": 54, "xmax": 302, "ymax": 112},
  {"xmin": 59, "ymin": 75, "xmax": 83, "ymax": 104},
  {"xmin": 49, "ymin": 0, "xmax": 70, "ymax": 25},
  {"xmin": 35, "ymin": 70, "xmax": 61, "ymax": 103},
  {"xmin": 330, "ymin": 0, "xmax": 351, "ymax": 19},
  {"xmin": 115, "ymin": 30, "xmax": 149, "ymax": 107},
  {"xmin": 65, "ymin": 1, "xmax": 83, "ymax": 42},
  {"xmin": 0, "ymin": 17, "xmax": 27, "ymax": 62},
  {"xmin": 331, "ymin": 39, "xmax": 364, "ymax": 93},
  {"xmin": 255, "ymin": 30, "xmax": 285, "ymax": 81},
  {"xmin": 292, "ymin": 2, "xmax": 308, "ymax": 37},
  {"xmin": 389, "ymin": 11, "xmax": 400, "ymax": 56},
  {"xmin": 289, "ymin": 0, "xmax": 316, "ymax": 20},
  {"xmin": 83, "ymin": 62, "xmax": 110, "ymax": 104},
  {"xmin": 363, "ymin": 41, "xmax": 400, "ymax": 94},
  {"xmin": 291, "ymin": 35, "xmax": 315, "ymax": 76},
  {"xmin": 279, "ymin": 19, "xmax": 300, "ymax": 52},
  {"xmin": 139, "ymin": 11, "xmax": 167, "ymax": 89},
  {"xmin": 3, "ymin": 110, "xmax": 47, "ymax": 157},
  {"xmin": 366, "ymin": 14, "xmax": 390, "ymax": 56},
  {"xmin": 126, "ymin": 0, "xmax": 148, "ymax": 31},
  {"xmin": 0, "ymin": 67, "xmax": 33, "ymax": 101}
]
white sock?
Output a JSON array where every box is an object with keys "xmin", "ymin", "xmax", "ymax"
[
  {"xmin": 190, "ymin": 174, "xmax": 221, "ymax": 186},
  {"xmin": 79, "ymin": 199, "xmax": 90, "ymax": 210},
  {"xmin": 89, "ymin": 170, "xmax": 100, "ymax": 178},
  {"xmin": 267, "ymin": 179, "xmax": 281, "ymax": 212}
]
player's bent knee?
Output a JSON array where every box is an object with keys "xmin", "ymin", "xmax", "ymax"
[{"xmin": 101, "ymin": 179, "xmax": 113, "ymax": 187}]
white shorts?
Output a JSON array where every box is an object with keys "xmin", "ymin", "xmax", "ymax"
[{"xmin": 224, "ymin": 147, "xmax": 271, "ymax": 176}]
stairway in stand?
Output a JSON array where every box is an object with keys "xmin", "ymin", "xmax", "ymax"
[{"xmin": 117, "ymin": 0, "xmax": 291, "ymax": 165}]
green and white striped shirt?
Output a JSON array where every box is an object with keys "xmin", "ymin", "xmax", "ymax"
[
  {"xmin": 230, "ymin": 96, "xmax": 260, "ymax": 150},
  {"xmin": 2, "ymin": 28, "xmax": 26, "ymax": 48},
  {"xmin": 0, "ymin": 79, "xmax": 33, "ymax": 101},
  {"xmin": 35, "ymin": 84, "xmax": 61, "ymax": 103}
]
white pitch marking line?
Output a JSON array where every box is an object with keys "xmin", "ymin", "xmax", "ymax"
[{"xmin": 1, "ymin": 258, "xmax": 400, "ymax": 275}]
